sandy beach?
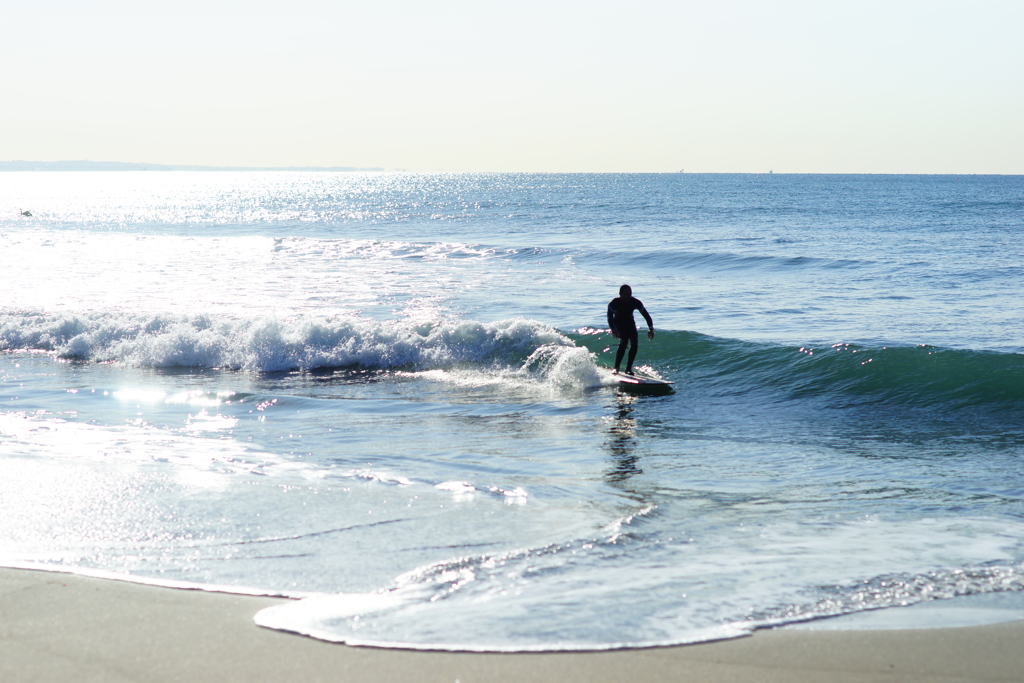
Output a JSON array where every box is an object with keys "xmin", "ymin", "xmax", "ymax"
[{"xmin": 1, "ymin": 567, "xmax": 1021, "ymax": 683}]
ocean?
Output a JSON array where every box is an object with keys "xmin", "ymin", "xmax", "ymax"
[{"xmin": 1, "ymin": 172, "xmax": 1023, "ymax": 650}]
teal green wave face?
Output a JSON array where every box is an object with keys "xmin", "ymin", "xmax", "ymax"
[{"xmin": 569, "ymin": 329, "xmax": 1024, "ymax": 412}]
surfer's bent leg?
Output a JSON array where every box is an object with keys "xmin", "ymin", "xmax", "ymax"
[
  {"xmin": 625, "ymin": 331, "xmax": 639, "ymax": 373},
  {"xmin": 614, "ymin": 336, "xmax": 629, "ymax": 372}
]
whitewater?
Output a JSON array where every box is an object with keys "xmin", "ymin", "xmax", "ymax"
[{"xmin": 1, "ymin": 172, "xmax": 1023, "ymax": 650}]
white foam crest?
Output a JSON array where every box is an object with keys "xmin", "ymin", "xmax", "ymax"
[
  {"xmin": 516, "ymin": 343, "xmax": 604, "ymax": 390},
  {"xmin": 0, "ymin": 311, "xmax": 572, "ymax": 373},
  {"xmin": 397, "ymin": 342, "xmax": 605, "ymax": 398}
]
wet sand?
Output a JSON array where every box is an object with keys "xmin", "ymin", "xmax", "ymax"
[{"xmin": 2, "ymin": 566, "xmax": 1021, "ymax": 682}]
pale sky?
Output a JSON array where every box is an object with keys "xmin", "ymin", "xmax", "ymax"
[{"xmin": 3, "ymin": 1, "xmax": 1022, "ymax": 173}]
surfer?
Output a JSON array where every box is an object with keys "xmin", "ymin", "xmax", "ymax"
[{"xmin": 607, "ymin": 284, "xmax": 654, "ymax": 375}]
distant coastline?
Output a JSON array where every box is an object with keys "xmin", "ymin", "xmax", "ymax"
[{"xmin": 0, "ymin": 160, "xmax": 386, "ymax": 172}]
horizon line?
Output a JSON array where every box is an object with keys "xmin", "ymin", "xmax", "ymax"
[{"xmin": 0, "ymin": 160, "xmax": 1019, "ymax": 176}]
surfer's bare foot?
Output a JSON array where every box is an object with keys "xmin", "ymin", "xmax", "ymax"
[{"xmin": 625, "ymin": 369, "xmax": 634, "ymax": 375}]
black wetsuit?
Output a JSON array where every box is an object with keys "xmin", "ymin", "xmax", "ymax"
[{"xmin": 607, "ymin": 295, "xmax": 653, "ymax": 373}]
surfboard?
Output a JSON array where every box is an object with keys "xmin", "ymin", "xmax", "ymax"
[{"xmin": 598, "ymin": 367, "xmax": 675, "ymax": 395}]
